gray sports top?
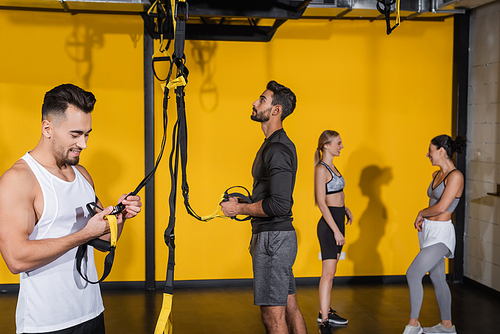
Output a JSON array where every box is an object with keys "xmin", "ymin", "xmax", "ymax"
[
  {"xmin": 319, "ymin": 162, "xmax": 345, "ymax": 194},
  {"xmin": 427, "ymin": 169, "xmax": 460, "ymax": 213}
]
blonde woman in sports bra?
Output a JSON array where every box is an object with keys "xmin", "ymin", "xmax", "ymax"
[
  {"xmin": 402, "ymin": 134, "xmax": 466, "ymax": 334},
  {"xmin": 314, "ymin": 130, "xmax": 353, "ymax": 334}
]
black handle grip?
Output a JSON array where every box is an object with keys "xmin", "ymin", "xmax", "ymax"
[{"xmin": 88, "ymin": 239, "xmax": 112, "ymax": 252}]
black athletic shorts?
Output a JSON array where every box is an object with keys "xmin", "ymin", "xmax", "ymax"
[
  {"xmin": 317, "ymin": 206, "xmax": 346, "ymax": 260},
  {"xmin": 23, "ymin": 313, "xmax": 105, "ymax": 334}
]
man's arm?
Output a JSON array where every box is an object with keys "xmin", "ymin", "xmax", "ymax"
[
  {"xmin": 260, "ymin": 143, "xmax": 294, "ymax": 216},
  {"xmin": 221, "ymin": 197, "xmax": 267, "ymax": 217},
  {"xmin": 221, "ymin": 143, "xmax": 293, "ymax": 218},
  {"xmin": 0, "ymin": 162, "xmax": 114, "ymax": 274}
]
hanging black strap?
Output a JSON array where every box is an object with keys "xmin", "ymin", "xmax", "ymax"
[
  {"xmin": 376, "ymin": 0, "xmax": 399, "ymax": 35},
  {"xmin": 76, "ymin": 239, "xmax": 115, "ymax": 284},
  {"xmin": 161, "ymin": 0, "xmax": 190, "ymax": 302},
  {"xmin": 75, "ymin": 203, "xmax": 116, "ymax": 284},
  {"xmin": 74, "ymin": 36, "xmax": 174, "ymax": 285},
  {"xmin": 173, "ymin": 0, "xmax": 188, "ymax": 60},
  {"xmin": 163, "ymin": 67, "xmax": 188, "ymax": 295}
]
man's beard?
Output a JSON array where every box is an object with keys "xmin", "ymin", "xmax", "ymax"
[
  {"xmin": 60, "ymin": 149, "xmax": 80, "ymax": 166},
  {"xmin": 53, "ymin": 141, "xmax": 81, "ymax": 166},
  {"xmin": 65, "ymin": 154, "xmax": 80, "ymax": 166},
  {"xmin": 251, "ymin": 107, "xmax": 271, "ymax": 123}
]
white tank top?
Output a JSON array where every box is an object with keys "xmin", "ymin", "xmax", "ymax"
[{"xmin": 16, "ymin": 153, "xmax": 104, "ymax": 333}]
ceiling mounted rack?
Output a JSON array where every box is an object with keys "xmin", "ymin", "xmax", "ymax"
[{"xmin": 0, "ymin": 0, "xmax": 495, "ymax": 41}]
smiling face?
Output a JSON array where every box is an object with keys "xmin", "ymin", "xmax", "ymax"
[
  {"xmin": 426, "ymin": 143, "xmax": 442, "ymax": 166},
  {"xmin": 324, "ymin": 135, "xmax": 343, "ymax": 157},
  {"xmin": 48, "ymin": 105, "xmax": 92, "ymax": 166},
  {"xmin": 251, "ymin": 89, "xmax": 274, "ymax": 123}
]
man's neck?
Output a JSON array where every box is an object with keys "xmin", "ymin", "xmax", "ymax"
[
  {"xmin": 261, "ymin": 120, "xmax": 283, "ymax": 138},
  {"xmin": 30, "ymin": 139, "xmax": 70, "ymax": 171}
]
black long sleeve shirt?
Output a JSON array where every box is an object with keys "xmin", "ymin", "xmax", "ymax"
[{"xmin": 250, "ymin": 128, "xmax": 297, "ymax": 234}]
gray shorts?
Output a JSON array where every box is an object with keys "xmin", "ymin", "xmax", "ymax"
[{"xmin": 250, "ymin": 230, "xmax": 297, "ymax": 306}]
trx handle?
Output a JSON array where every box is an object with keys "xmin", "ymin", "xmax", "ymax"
[
  {"xmin": 223, "ymin": 185, "xmax": 252, "ymax": 204},
  {"xmin": 83, "ymin": 201, "xmax": 125, "ymax": 250},
  {"xmin": 76, "ymin": 214, "xmax": 118, "ymax": 284},
  {"xmin": 221, "ymin": 186, "xmax": 253, "ymax": 222},
  {"xmin": 183, "ymin": 186, "xmax": 253, "ymax": 222}
]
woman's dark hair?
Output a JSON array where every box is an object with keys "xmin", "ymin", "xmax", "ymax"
[
  {"xmin": 42, "ymin": 84, "xmax": 96, "ymax": 120},
  {"xmin": 266, "ymin": 80, "xmax": 296, "ymax": 121},
  {"xmin": 431, "ymin": 134, "xmax": 467, "ymax": 159}
]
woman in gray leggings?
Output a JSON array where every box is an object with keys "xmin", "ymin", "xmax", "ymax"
[{"xmin": 402, "ymin": 134, "xmax": 466, "ymax": 334}]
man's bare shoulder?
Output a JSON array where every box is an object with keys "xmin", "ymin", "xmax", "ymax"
[
  {"xmin": 75, "ymin": 164, "xmax": 94, "ymax": 188},
  {"xmin": 0, "ymin": 159, "xmax": 36, "ymax": 188},
  {"xmin": 0, "ymin": 159, "xmax": 37, "ymax": 209}
]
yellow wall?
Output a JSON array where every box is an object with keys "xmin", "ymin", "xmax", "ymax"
[
  {"xmin": 0, "ymin": 10, "xmax": 145, "ymax": 283},
  {"xmin": 0, "ymin": 9, "xmax": 454, "ymax": 284}
]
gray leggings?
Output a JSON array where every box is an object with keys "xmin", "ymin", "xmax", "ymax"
[{"xmin": 406, "ymin": 243, "xmax": 452, "ymax": 320}]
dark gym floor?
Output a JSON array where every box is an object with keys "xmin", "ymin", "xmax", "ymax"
[{"xmin": 1, "ymin": 281, "xmax": 498, "ymax": 333}]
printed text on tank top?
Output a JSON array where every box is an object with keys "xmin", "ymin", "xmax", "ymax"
[{"xmin": 319, "ymin": 161, "xmax": 345, "ymax": 195}]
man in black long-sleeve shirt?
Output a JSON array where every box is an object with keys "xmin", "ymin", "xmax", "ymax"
[{"xmin": 221, "ymin": 81, "xmax": 307, "ymax": 334}]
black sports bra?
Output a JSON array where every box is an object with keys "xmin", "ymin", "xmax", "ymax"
[{"xmin": 319, "ymin": 162, "xmax": 345, "ymax": 195}]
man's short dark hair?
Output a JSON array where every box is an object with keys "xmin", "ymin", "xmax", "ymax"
[
  {"xmin": 41, "ymin": 84, "xmax": 96, "ymax": 120},
  {"xmin": 266, "ymin": 80, "xmax": 296, "ymax": 121}
]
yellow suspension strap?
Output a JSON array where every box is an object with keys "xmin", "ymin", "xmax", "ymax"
[
  {"xmin": 154, "ymin": 1, "xmax": 189, "ymax": 334},
  {"xmin": 76, "ymin": 206, "xmax": 119, "ymax": 284},
  {"xmin": 376, "ymin": 0, "xmax": 401, "ymax": 35}
]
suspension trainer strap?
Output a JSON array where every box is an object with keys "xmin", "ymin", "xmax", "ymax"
[
  {"xmin": 173, "ymin": 0, "xmax": 187, "ymax": 60},
  {"xmin": 155, "ymin": 1, "xmax": 251, "ymax": 332},
  {"xmin": 75, "ymin": 0, "xmax": 176, "ymax": 285},
  {"xmin": 184, "ymin": 185, "xmax": 253, "ymax": 222},
  {"xmin": 154, "ymin": 77, "xmax": 179, "ymax": 334},
  {"xmin": 154, "ymin": 1, "xmax": 188, "ymax": 333},
  {"xmin": 176, "ymin": 73, "xmax": 252, "ymax": 222},
  {"xmin": 75, "ymin": 56, "xmax": 170, "ymax": 284},
  {"xmin": 75, "ymin": 214, "xmax": 117, "ymax": 284},
  {"xmin": 376, "ymin": 0, "xmax": 400, "ymax": 35}
]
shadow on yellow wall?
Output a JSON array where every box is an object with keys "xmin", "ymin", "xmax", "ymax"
[
  {"xmin": 349, "ymin": 163, "xmax": 393, "ymax": 276},
  {"xmin": 190, "ymin": 41, "xmax": 219, "ymax": 113}
]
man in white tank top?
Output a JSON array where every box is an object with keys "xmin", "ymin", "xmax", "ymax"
[{"xmin": 0, "ymin": 84, "xmax": 142, "ymax": 333}]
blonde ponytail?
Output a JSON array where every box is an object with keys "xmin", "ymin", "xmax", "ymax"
[{"xmin": 314, "ymin": 130, "xmax": 340, "ymax": 205}]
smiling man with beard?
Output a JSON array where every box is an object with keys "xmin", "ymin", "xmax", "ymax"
[
  {"xmin": 221, "ymin": 80, "xmax": 307, "ymax": 334},
  {"xmin": 0, "ymin": 84, "xmax": 142, "ymax": 334}
]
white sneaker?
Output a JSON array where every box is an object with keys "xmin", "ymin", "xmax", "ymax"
[
  {"xmin": 422, "ymin": 323, "xmax": 457, "ymax": 334},
  {"xmin": 403, "ymin": 323, "xmax": 423, "ymax": 334}
]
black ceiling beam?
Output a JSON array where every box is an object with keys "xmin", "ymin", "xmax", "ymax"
[
  {"xmin": 186, "ymin": 0, "xmax": 310, "ymax": 19},
  {"xmin": 142, "ymin": 0, "xmax": 312, "ymax": 42},
  {"xmin": 184, "ymin": 0, "xmax": 311, "ymax": 42},
  {"xmin": 184, "ymin": 24, "xmax": 278, "ymax": 42}
]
